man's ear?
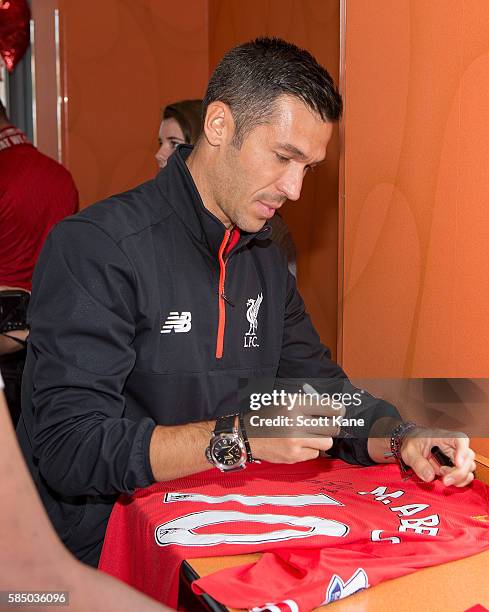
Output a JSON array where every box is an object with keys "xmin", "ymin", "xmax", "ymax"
[{"xmin": 203, "ymin": 101, "xmax": 235, "ymax": 146}]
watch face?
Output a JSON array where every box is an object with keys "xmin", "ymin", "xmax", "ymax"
[{"xmin": 211, "ymin": 434, "xmax": 246, "ymax": 469}]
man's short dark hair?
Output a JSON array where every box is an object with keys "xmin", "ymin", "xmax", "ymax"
[{"xmin": 203, "ymin": 37, "xmax": 343, "ymax": 146}]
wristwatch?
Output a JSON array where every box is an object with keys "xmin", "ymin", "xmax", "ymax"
[{"xmin": 205, "ymin": 414, "xmax": 247, "ymax": 472}]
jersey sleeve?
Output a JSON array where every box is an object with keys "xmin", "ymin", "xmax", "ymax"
[
  {"xmin": 277, "ymin": 270, "xmax": 399, "ymax": 465},
  {"xmin": 26, "ymin": 219, "xmax": 156, "ymax": 496}
]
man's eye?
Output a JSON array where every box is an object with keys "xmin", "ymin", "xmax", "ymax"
[
  {"xmin": 275, "ymin": 153, "xmax": 289, "ymax": 163},
  {"xmin": 158, "ymin": 139, "xmax": 162, "ymax": 146},
  {"xmin": 170, "ymin": 141, "xmax": 179, "ymax": 150}
]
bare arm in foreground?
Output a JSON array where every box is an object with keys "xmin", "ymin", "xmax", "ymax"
[{"xmin": 0, "ymin": 389, "xmax": 169, "ymax": 612}]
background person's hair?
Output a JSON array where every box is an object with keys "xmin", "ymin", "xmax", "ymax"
[
  {"xmin": 163, "ymin": 99, "xmax": 203, "ymax": 145},
  {"xmin": 203, "ymin": 36, "xmax": 343, "ymax": 146}
]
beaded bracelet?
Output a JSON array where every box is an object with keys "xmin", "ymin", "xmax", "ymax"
[
  {"xmin": 238, "ymin": 414, "xmax": 260, "ymax": 464},
  {"xmin": 386, "ymin": 421, "xmax": 418, "ymax": 479}
]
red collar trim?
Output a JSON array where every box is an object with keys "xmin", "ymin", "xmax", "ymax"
[
  {"xmin": 0, "ymin": 125, "xmax": 29, "ymax": 151},
  {"xmin": 224, "ymin": 226, "xmax": 240, "ymax": 257}
]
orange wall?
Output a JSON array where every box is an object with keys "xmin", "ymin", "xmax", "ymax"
[
  {"xmin": 58, "ymin": 0, "xmax": 209, "ymax": 207},
  {"xmin": 209, "ymin": 0, "xmax": 341, "ymax": 356},
  {"xmin": 340, "ymin": 0, "xmax": 489, "ymax": 377}
]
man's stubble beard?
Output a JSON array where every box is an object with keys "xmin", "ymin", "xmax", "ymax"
[{"xmin": 215, "ymin": 144, "xmax": 253, "ymax": 232}]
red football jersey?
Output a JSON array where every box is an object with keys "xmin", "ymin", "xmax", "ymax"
[{"xmin": 99, "ymin": 459, "xmax": 489, "ymax": 610}]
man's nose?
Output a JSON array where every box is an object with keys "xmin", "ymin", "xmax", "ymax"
[
  {"xmin": 276, "ymin": 166, "xmax": 304, "ymax": 202},
  {"xmin": 155, "ymin": 144, "xmax": 169, "ymax": 168}
]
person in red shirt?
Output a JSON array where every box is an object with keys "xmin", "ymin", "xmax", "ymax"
[{"xmin": 0, "ymin": 99, "xmax": 78, "ymax": 425}]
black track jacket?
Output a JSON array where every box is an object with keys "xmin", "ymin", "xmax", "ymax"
[{"xmin": 17, "ymin": 146, "xmax": 399, "ymax": 566}]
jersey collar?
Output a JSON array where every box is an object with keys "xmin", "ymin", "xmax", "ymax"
[{"xmin": 0, "ymin": 125, "xmax": 29, "ymax": 152}]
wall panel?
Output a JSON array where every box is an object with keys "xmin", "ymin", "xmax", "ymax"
[
  {"xmin": 59, "ymin": 0, "xmax": 208, "ymax": 207},
  {"xmin": 341, "ymin": 0, "xmax": 489, "ymax": 377}
]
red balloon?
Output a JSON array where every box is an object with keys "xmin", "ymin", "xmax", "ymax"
[{"xmin": 0, "ymin": 0, "xmax": 31, "ymax": 73}]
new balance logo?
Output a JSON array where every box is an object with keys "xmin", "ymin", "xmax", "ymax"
[{"xmin": 161, "ymin": 312, "xmax": 192, "ymax": 334}]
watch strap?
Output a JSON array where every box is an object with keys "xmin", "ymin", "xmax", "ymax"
[{"xmin": 214, "ymin": 414, "xmax": 237, "ymax": 435}]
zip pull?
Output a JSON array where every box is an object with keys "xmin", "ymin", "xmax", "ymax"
[
  {"xmin": 216, "ymin": 229, "xmax": 232, "ymax": 359},
  {"xmin": 221, "ymin": 292, "xmax": 234, "ymax": 307}
]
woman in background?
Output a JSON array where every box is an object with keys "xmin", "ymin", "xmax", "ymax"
[{"xmin": 155, "ymin": 99, "xmax": 203, "ymax": 169}]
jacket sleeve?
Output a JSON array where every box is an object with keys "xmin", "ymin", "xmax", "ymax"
[
  {"xmin": 27, "ymin": 220, "xmax": 156, "ymax": 496},
  {"xmin": 277, "ymin": 271, "xmax": 400, "ymax": 466}
]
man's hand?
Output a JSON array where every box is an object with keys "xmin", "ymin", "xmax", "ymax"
[
  {"xmin": 0, "ymin": 329, "xmax": 28, "ymax": 355},
  {"xmin": 249, "ymin": 435, "xmax": 334, "ymax": 464},
  {"xmin": 401, "ymin": 429, "xmax": 476, "ymax": 487},
  {"xmin": 247, "ymin": 392, "xmax": 346, "ymax": 464},
  {"xmin": 0, "ymin": 286, "xmax": 29, "ymax": 355}
]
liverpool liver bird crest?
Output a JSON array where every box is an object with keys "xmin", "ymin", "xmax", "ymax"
[{"xmin": 245, "ymin": 293, "xmax": 263, "ymax": 336}]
